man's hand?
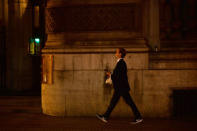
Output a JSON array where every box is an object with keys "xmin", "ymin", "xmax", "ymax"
[{"xmin": 106, "ymin": 72, "xmax": 111, "ymax": 77}]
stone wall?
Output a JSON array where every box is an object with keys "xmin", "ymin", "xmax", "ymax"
[{"xmin": 42, "ymin": 51, "xmax": 197, "ymax": 117}]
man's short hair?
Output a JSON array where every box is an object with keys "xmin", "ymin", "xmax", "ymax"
[{"xmin": 118, "ymin": 48, "xmax": 127, "ymax": 58}]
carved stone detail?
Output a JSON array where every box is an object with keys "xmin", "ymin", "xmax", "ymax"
[
  {"xmin": 45, "ymin": 4, "xmax": 140, "ymax": 33},
  {"xmin": 160, "ymin": 0, "xmax": 197, "ymax": 40}
]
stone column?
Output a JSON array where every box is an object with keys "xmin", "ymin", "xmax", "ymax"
[
  {"xmin": 0, "ymin": 0, "xmax": 8, "ymax": 25},
  {"xmin": 143, "ymin": 0, "xmax": 160, "ymax": 51}
]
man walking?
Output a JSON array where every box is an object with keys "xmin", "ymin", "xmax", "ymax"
[{"xmin": 96, "ymin": 48, "xmax": 143, "ymax": 124}]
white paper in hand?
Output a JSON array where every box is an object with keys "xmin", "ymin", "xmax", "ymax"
[{"xmin": 105, "ymin": 76, "xmax": 112, "ymax": 85}]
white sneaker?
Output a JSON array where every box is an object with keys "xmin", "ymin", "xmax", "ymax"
[
  {"xmin": 96, "ymin": 114, "xmax": 108, "ymax": 123},
  {"xmin": 130, "ymin": 118, "xmax": 143, "ymax": 124}
]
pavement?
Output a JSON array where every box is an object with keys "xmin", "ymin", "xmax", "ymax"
[{"xmin": 0, "ymin": 96, "xmax": 196, "ymax": 131}]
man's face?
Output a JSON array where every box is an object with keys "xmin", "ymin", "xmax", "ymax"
[{"xmin": 115, "ymin": 49, "xmax": 121, "ymax": 58}]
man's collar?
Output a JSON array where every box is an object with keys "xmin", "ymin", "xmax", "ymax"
[{"xmin": 117, "ymin": 58, "xmax": 123, "ymax": 63}]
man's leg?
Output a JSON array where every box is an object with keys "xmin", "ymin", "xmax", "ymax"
[
  {"xmin": 122, "ymin": 92, "xmax": 142, "ymax": 119},
  {"xmin": 103, "ymin": 91, "xmax": 121, "ymax": 119}
]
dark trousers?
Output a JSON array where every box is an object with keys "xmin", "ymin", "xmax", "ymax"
[{"xmin": 103, "ymin": 91, "xmax": 142, "ymax": 119}]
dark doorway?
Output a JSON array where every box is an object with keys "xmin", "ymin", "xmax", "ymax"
[
  {"xmin": 31, "ymin": 56, "xmax": 41, "ymax": 96},
  {"xmin": 0, "ymin": 26, "xmax": 6, "ymax": 89},
  {"xmin": 172, "ymin": 89, "xmax": 197, "ymax": 118}
]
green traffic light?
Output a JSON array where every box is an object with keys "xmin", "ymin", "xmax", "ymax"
[{"xmin": 34, "ymin": 38, "xmax": 40, "ymax": 44}]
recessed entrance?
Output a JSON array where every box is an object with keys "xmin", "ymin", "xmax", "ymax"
[{"xmin": 172, "ymin": 89, "xmax": 197, "ymax": 117}]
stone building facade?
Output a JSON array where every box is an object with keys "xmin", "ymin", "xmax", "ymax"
[{"xmin": 1, "ymin": 0, "xmax": 197, "ymax": 117}]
